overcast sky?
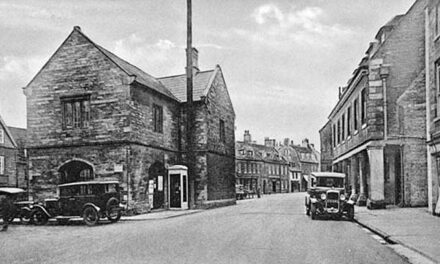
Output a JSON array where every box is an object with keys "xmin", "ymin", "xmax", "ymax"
[{"xmin": 0, "ymin": 0, "xmax": 415, "ymax": 148}]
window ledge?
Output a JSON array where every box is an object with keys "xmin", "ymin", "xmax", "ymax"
[
  {"xmin": 361, "ymin": 123, "xmax": 367, "ymax": 129},
  {"xmin": 353, "ymin": 130, "xmax": 359, "ymax": 136}
]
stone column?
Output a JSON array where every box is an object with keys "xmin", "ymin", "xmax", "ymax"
[
  {"xmin": 350, "ymin": 156, "xmax": 358, "ymax": 198},
  {"xmin": 367, "ymin": 147, "xmax": 386, "ymax": 209},
  {"xmin": 357, "ymin": 153, "xmax": 367, "ymax": 206}
]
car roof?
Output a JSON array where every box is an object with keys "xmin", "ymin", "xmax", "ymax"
[
  {"xmin": 311, "ymin": 172, "xmax": 346, "ymax": 178},
  {"xmin": 58, "ymin": 181, "xmax": 120, "ymax": 188},
  {"xmin": 0, "ymin": 187, "xmax": 26, "ymax": 194}
]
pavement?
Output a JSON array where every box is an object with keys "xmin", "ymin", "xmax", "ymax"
[
  {"xmin": 354, "ymin": 206, "xmax": 440, "ymax": 263},
  {"xmin": 120, "ymin": 209, "xmax": 203, "ymax": 221}
]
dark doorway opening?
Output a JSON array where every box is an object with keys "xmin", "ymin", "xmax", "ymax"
[
  {"xmin": 149, "ymin": 162, "xmax": 166, "ymax": 209},
  {"xmin": 59, "ymin": 160, "xmax": 94, "ymax": 184},
  {"xmin": 170, "ymin": 173, "xmax": 181, "ymax": 208}
]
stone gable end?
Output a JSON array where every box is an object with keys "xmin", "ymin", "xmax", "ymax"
[{"xmin": 25, "ymin": 29, "xmax": 132, "ymax": 147}]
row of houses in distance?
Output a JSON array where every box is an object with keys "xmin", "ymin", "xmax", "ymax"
[
  {"xmin": 235, "ymin": 130, "xmax": 320, "ymax": 194},
  {"xmin": 320, "ymin": 0, "xmax": 440, "ymax": 214}
]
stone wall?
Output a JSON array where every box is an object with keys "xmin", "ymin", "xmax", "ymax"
[{"xmin": 25, "ymin": 29, "xmax": 131, "ymax": 148}]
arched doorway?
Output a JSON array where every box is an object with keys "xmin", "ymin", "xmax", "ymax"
[
  {"xmin": 58, "ymin": 159, "xmax": 94, "ymax": 184},
  {"xmin": 149, "ymin": 162, "xmax": 166, "ymax": 209}
]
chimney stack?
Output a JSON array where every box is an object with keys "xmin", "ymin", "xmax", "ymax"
[
  {"xmin": 244, "ymin": 130, "xmax": 252, "ymax": 143},
  {"xmin": 302, "ymin": 138, "xmax": 309, "ymax": 148},
  {"xmin": 283, "ymin": 138, "xmax": 290, "ymax": 146}
]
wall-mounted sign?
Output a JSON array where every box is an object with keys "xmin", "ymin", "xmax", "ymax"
[
  {"xmin": 158, "ymin": 176, "xmax": 163, "ymax": 191},
  {"xmin": 114, "ymin": 164, "xmax": 123, "ymax": 172}
]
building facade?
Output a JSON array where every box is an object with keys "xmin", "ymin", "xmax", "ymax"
[
  {"xmin": 24, "ymin": 26, "xmax": 235, "ymax": 211},
  {"xmin": 235, "ymin": 132, "xmax": 290, "ymax": 194},
  {"xmin": 321, "ymin": 0, "xmax": 428, "ymax": 208},
  {"xmin": 426, "ymin": 0, "xmax": 440, "ymax": 214}
]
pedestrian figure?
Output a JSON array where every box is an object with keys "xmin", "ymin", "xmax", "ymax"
[
  {"xmin": 257, "ymin": 187, "xmax": 261, "ymax": 198},
  {"xmin": 0, "ymin": 194, "xmax": 14, "ymax": 231}
]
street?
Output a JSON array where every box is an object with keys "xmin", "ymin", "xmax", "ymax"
[{"xmin": 0, "ymin": 192, "xmax": 410, "ymax": 264}]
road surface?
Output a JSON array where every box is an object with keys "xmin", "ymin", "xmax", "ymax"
[{"xmin": 0, "ymin": 192, "xmax": 410, "ymax": 264}]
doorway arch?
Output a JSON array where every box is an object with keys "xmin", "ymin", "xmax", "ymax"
[{"xmin": 58, "ymin": 159, "xmax": 94, "ymax": 184}]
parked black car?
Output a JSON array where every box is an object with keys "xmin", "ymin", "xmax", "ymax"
[
  {"xmin": 0, "ymin": 187, "xmax": 33, "ymax": 224},
  {"xmin": 30, "ymin": 181, "xmax": 123, "ymax": 226},
  {"xmin": 304, "ymin": 172, "xmax": 355, "ymax": 220}
]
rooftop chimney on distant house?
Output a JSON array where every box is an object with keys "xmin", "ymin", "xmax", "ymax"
[
  {"xmin": 302, "ymin": 138, "xmax": 310, "ymax": 148},
  {"xmin": 264, "ymin": 137, "xmax": 276, "ymax": 147},
  {"xmin": 283, "ymin": 138, "xmax": 290, "ymax": 146},
  {"xmin": 244, "ymin": 130, "xmax": 252, "ymax": 143}
]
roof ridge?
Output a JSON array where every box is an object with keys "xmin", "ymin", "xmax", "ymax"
[{"xmin": 158, "ymin": 69, "xmax": 215, "ymax": 80}]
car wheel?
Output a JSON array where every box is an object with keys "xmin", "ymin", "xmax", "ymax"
[
  {"xmin": 106, "ymin": 198, "xmax": 122, "ymax": 223},
  {"xmin": 19, "ymin": 208, "xmax": 32, "ymax": 225},
  {"xmin": 31, "ymin": 209, "xmax": 49, "ymax": 226},
  {"xmin": 83, "ymin": 206, "xmax": 99, "ymax": 226},
  {"xmin": 347, "ymin": 206, "xmax": 355, "ymax": 221},
  {"xmin": 310, "ymin": 204, "xmax": 317, "ymax": 220}
]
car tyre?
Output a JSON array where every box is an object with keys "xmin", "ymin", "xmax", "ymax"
[
  {"xmin": 19, "ymin": 208, "xmax": 32, "ymax": 225},
  {"xmin": 83, "ymin": 206, "xmax": 99, "ymax": 226},
  {"xmin": 347, "ymin": 206, "xmax": 355, "ymax": 221},
  {"xmin": 31, "ymin": 209, "xmax": 49, "ymax": 225},
  {"xmin": 310, "ymin": 204, "xmax": 317, "ymax": 220},
  {"xmin": 106, "ymin": 198, "xmax": 122, "ymax": 223}
]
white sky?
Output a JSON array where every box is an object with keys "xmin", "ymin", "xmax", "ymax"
[{"xmin": 0, "ymin": 0, "xmax": 415, "ymax": 149}]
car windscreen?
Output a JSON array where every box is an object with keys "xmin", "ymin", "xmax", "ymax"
[{"xmin": 315, "ymin": 177, "xmax": 344, "ymax": 188}]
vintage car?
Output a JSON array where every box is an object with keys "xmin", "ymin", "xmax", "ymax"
[
  {"xmin": 0, "ymin": 187, "xmax": 33, "ymax": 224},
  {"xmin": 30, "ymin": 181, "xmax": 123, "ymax": 226},
  {"xmin": 304, "ymin": 172, "xmax": 355, "ymax": 220}
]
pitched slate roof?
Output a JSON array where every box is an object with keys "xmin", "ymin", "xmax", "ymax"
[
  {"xmin": 96, "ymin": 45, "xmax": 178, "ymax": 100},
  {"xmin": 158, "ymin": 69, "xmax": 215, "ymax": 102},
  {"xmin": 8, "ymin": 127, "xmax": 26, "ymax": 146}
]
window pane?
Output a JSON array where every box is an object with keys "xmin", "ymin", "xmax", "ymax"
[
  {"xmin": 65, "ymin": 102, "xmax": 73, "ymax": 127},
  {"xmin": 73, "ymin": 101, "xmax": 81, "ymax": 128},
  {"xmin": 82, "ymin": 100, "xmax": 90, "ymax": 128}
]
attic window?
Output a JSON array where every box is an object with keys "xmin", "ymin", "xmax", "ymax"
[
  {"xmin": 239, "ymin": 149, "xmax": 244, "ymax": 155},
  {"xmin": 247, "ymin": 151, "xmax": 253, "ymax": 156},
  {"xmin": 219, "ymin": 119, "xmax": 225, "ymax": 143},
  {"xmin": 0, "ymin": 128, "xmax": 4, "ymax": 144}
]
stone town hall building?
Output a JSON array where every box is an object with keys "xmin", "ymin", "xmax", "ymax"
[{"xmin": 24, "ymin": 26, "xmax": 236, "ymax": 211}]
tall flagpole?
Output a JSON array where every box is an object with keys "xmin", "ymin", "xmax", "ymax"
[{"xmin": 186, "ymin": 0, "xmax": 195, "ymax": 209}]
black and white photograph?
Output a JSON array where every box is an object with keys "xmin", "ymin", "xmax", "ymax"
[{"xmin": 0, "ymin": 0, "xmax": 439, "ymax": 263}]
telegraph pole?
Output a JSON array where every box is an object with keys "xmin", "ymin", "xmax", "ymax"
[{"xmin": 186, "ymin": 0, "xmax": 195, "ymax": 209}]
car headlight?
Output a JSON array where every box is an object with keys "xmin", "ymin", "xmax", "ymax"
[
  {"xmin": 320, "ymin": 193, "xmax": 326, "ymax": 200},
  {"xmin": 340, "ymin": 194, "xmax": 346, "ymax": 200}
]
